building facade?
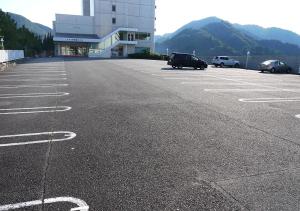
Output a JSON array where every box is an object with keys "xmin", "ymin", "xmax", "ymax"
[{"xmin": 53, "ymin": 0, "xmax": 156, "ymax": 58}]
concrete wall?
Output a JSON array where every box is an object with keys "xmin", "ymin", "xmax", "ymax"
[
  {"xmin": 0, "ymin": 50, "xmax": 24, "ymax": 63},
  {"xmin": 54, "ymin": 14, "xmax": 94, "ymax": 35}
]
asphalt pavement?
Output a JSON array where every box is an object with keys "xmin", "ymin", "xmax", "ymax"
[{"xmin": 0, "ymin": 58, "xmax": 299, "ymax": 210}]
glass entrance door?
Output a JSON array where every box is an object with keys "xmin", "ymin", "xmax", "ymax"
[{"xmin": 60, "ymin": 44, "xmax": 89, "ymax": 56}]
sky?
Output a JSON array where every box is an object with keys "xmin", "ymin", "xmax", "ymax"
[{"xmin": 1, "ymin": 0, "xmax": 300, "ymax": 35}]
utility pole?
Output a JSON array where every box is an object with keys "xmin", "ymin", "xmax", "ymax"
[{"xmin": 246, "ymin": 51, "xmax": 250, "ymax": 69}]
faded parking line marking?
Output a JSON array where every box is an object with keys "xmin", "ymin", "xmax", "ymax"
[
  {"xmin": 164, "ymin": 77, "xmax": 206, "ymax": 80},
  {"xmin": 0, "ymin": 78, "xmax": 67, "ymax": 82},
  {"xmin": 0, "ymin": 196, "xmax": 88, "ymax": 211},
  {"xmin": 0, "ymin": 74, "xmax": 67, "ymax": 77},
  {"xmin": 3, "ymin": 71, "xmax": 66, "ymax": 74},
  {"xmin": 0, "ymin": 92, "xmax": 69, "ymax": 99},
  {"xmin": 0, "ymin": 131, "xmax": 76, "ymax": 147},
  {"xmin": 205, "ymin": 88, "xmax": 300, "ymax": 92},
  {"xmin": 0, "ymin": 84, "xmax": 69, "ymax": 89},
  {"xmin": 239, "ymin": 97, "xmax": 300, "ymax": 103},
  {"xmin": 181, "ymin": 82, "xmax": 250, "ymax": 85},
  {"xmin": 0, "ymin": 106, "xmax": 71, "ymax": 115}
]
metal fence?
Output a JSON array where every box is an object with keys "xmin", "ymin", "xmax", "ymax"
[{"xmin": 0, "ymin": 50, "xmax": 24, "ymax": 63}]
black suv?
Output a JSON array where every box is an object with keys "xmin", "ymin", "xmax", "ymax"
[{"xmin": 168, "ymin": 53, "xmax": 208, "ymax": 70}]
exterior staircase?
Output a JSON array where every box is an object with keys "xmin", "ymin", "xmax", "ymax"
[{"xmin": 88, "ymin": 28, "xmax": 138, "ymax": 58}]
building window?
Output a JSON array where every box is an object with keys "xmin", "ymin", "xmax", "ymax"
[
  {"xmin": 128, "ymin": 33, "xmax": 135, "ymax": 41},
  {"xmin": 135, "ymin": 32, "xmax": 151, "ymax": 41},
  {"xmin": 112, "ymin": 5, "xmax": 116, "ymax": 12},
  {"xmin": 112, "ymin": 18, "xmax": 116, "ymax": 24}
]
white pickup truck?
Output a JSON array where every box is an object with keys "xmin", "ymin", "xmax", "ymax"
[{"xmin": 212, "ymin": 56, "xmax": 240, "ymax": 68}]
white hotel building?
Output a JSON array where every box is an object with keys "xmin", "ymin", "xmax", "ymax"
[{"xmin": 53, "ymin": 0, "xmax": 156, "ymax": 58}]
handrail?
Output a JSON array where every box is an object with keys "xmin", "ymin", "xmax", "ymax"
[{"xmin": 98, "ymin": 27, "xmax": 138, "ymax": 42}]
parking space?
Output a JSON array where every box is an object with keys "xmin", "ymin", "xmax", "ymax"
[
  {"xmin": 0, "ymin": 58, "xmax": 88, "ymax": 210},
  {"xmin": 107, "ymin": 60, "xmax": 300, "ymax": 209},
  {"xmin": 0, "ymin": 59, "xmax": 299, "ymax": 210},
  {"xmin": 140, "ymin": 64, "xmax": 300, "ymax": 121}
]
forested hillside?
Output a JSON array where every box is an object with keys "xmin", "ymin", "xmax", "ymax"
[
  {"xmin": 156, "ymin": 17, "xmax": 300, "ymax": 56},
  {"xmin": 0, "ymin": 9, "xmax": 53, "ymax": 56}
]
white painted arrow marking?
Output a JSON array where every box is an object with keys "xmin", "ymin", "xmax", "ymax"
[
  {"xmin": 0, "ymin": 131, "xmax": 76, "ymax": 147},
  {"xmin": 0, "ymin": 197, "xmax": 88, "ymax": 211}
]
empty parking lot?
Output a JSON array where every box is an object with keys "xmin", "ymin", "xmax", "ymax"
[{"xmin": 0, "ymin": 58, "xmax": 299, "ymax": 210}]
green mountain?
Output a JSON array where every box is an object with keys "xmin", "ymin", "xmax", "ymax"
[
  {"xmin": 156, "ymin": 20, "xmax": 300, "ymax": 56},
  {"xmin": 156, "ymin": 17, "xmax": 222, "ymax": 43},
  {"xmin": 0, "ymin": 9, "xmax": 54, "ymax": 56},
  {"xmin": 7, "ymin": 12, "xmax": 52, "ymax": 37},
  {"xmin": 234, "ymin": 24, "xmax": 300, "ymax": 47}
]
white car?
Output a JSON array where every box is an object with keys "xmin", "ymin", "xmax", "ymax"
[{"xmin": 212, "ymin": 56, "xmax": 240, "ymax": 68}]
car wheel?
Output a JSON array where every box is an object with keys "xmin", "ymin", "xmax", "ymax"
[
  {"xmin": 234, "ymin": 63, "xmax": 240, "ymax": 68},
  {"xmin": 286, "ymin": 68, "xmax": 291, "ymax": 74},
  {"xmin": 270, "ymin": 68, "xmax": 276, "ymax": 73},
  {"xmin": 193, "ymin": 67, "xmax": 198, "ymax": 70},
  {"xmin": 172, "ymin": 65, "xmax": 176, "ymax": 69},
  {"xmin": 220, "ymin": 63, "xmax": 225, "ymax": 68},
  {"xmin": 261, "ymin": 70, "xmax": 264, "ymax": 73},
  {"xmin": 214, "ymin": 64, "xmax": 218, "ymax": 68}
]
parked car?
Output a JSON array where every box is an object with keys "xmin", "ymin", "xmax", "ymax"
[
  {"xmin": 168, "ymin": 53, "xmax": 208, "ymax": 70},
  {"xmin": 259, "ymin": 60, "xmax": 292, "ymax": 73},
  {"xmin": 212, "ymin": 56, "xmax": 240, "ymax": 68}
]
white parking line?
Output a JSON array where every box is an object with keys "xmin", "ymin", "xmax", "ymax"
[
  {"xmin": 0, "ymin": 84, "xmax": 69, "ymax": 89},
  {"xmin": 0, "ymin": 92, "xmax": 69, "ymax": 99},
  {"xmin": 3, "ymin": 71, "xmax": 66, "ymax": 74},
  {"xmin": 20, "ymin": 67, "xmax": 64, "ymax": 69},
  {"xmin": 0, "ymin": 74, "xmax": 67, "ymax": 77},
  {"xmin": 239, "ymin": 97, "xmax": 300, "ymax": 103},
  {"xmin": 153, "ymin": 73, "xmax": 210, "ymax": 77},
  {"xmin": 0, "ymin": 131, "xmax": 76, "ymax": 147},
  {"xmin": 0, "ymin": 78, "xmax": 67, "ymax": 82},
  {"xmin": 204, "ymin": 88, "xmax": 300, "ymax": 93},
  {"xmin": 181, "ymin": 82, "xmax": 250, "ymax": 85},
  {"xmin": 296, "ymin": 114, "xmax": 300, "ymax": 119},
  {"xmin": 164, "ymin": 77, "xmax": 202, "ymax": 80},
  {"xmin": 0, "ymin": 106, "xmax": 71, "ymax": 115},
  {"xmin": 0, "ymin": 196, "xmax": 88, "ymax": 211}
]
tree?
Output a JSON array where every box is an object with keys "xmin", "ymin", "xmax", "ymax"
[{"xmin": 0, "ymin": 9, "xmax": 48, "ymax": 56}]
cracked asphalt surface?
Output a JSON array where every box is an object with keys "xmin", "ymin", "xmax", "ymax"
[{"xmin": 0, "ymin": 58, "xmax": 299, "ymax": 210}]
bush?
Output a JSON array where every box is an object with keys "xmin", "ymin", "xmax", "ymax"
[{"xmin": 128, "ymin": 50, "xmax": 169, "ymax": 61}]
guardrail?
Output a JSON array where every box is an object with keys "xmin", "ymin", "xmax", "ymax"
[{"xmin": 0, "ymin": 50, "xmax": 24, "ymax": 63}]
